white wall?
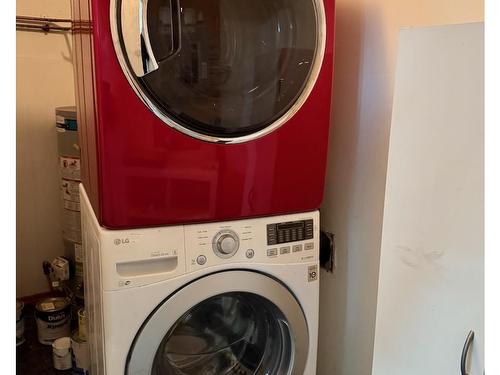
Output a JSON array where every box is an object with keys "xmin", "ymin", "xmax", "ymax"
[
  {"xmin": 16, "ymin": 0, "xmax": 75, "ymax": 297},
  {"xmin": 318, "ymin": 1, "xmax": 483, "ymax": 374}
]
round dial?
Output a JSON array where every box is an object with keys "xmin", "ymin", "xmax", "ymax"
[{"xmin": 213, "ymin": 230, "xmax": 240, "ymax": 258}]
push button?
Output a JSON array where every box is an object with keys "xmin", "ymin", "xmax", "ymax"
[
  {"xmin": 246, "ymin": 249, "xmax": 255, "ymax": 259},
  {"xmin": 267, "ymin": 248, "xmax": 278, "ymax": 257},
  {"xmin": 280, "ymin": 246, "xmax": 291, "ymax": 255},
  {"xmin": 292, "ymin": 244, "xmax": 302, "ymax": 252},
  {"xmin": 304, "ymin": 242, "xmax": 314, "ymax": 251},
  {"xmin": 196, "ymin": 255, "xmax": 207, "ymax": 265}
]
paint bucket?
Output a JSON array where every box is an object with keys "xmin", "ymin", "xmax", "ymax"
[
  {"xmin": 77, "ymin": 308, "xmax": 87, "ymax": 341},
  {"xmin": 71, "ymin": 330, "xmax": 90, "ymax": 375},
  {"xmin": 16, "ymin": 300, "xmax": 25, "ymax": 346},
  {"xmin": 52, "ymin": 336, "xmax": 72, "ymax": 370},
  {"xmin": 35, "ymin": 297, "xmax": 72, "ymax": 345}
]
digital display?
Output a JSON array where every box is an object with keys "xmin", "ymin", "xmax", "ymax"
[
  {"xmin": 277, "ymin": 222, "xmax": 305, "ymax": 230},
  {"xmin": 267, "ymin": 219, "xmax": 313, "ymax": 245}
]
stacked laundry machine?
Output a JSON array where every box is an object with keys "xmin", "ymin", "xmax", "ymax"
[{"xmin": 72, "ymin": 0, "xmax": 335, "ymax": 373}]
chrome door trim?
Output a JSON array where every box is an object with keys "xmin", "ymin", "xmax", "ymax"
[
  {"xmin": 125, "ymin": 270, "xmax": 309, "ymax": 374},
  {"xmin": 110, "ymin": 0, "xmax": 327, "ymax": 144}
]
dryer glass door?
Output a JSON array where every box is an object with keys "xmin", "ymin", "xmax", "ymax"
[
  {"xmin": 126, "ymin": 271, "xmax": 309, "ymax": 374},
  {"xmin": 114, "ymin": 0, "xmax": 325, "ymax": 141}
]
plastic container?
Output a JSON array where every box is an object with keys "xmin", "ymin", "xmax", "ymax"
[
  {"xmin": 71, "ymin": 330, "xmax": 90, "ymax": 375},
  {"xmin": 78, "ymin": 308, "xmax": 87, "ymax": 341},
  {"xmin": 52, "ymin": 336, "xmax": 72, "ymax": 370}
]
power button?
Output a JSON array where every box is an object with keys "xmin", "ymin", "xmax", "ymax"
[
  {"xmin": 196, "ymin": 255, "xmax": 207, "ymax": 265},
  {"xmin": 245, "ymin": 249, "xmax": 255, "ymax": 259}
]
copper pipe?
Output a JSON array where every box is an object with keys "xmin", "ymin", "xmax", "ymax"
[
  {"xmin": 16, "ymin": 15, "xmax": 73, "ymax": 24},
  {"xmin": 16, "ymin": 23, "xmax": 72, "ymax": 33},
  {"xmin": 16, "ymin": 15, "xmax": 80, "ymax": 34}
]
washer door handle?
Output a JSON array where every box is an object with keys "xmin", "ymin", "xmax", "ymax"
[{"xmin": 460, "ymin": 330, "xmax": 474, "ymax": 375}]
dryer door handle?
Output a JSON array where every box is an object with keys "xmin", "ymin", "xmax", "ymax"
[
  {"xmin": 159, "ymin": 0, "xmax": 182, "ymax": 63},
  {"xmin": 120, "ymin": 0, "xmax": 161, "ymax": 77}
]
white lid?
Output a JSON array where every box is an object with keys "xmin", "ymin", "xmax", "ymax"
[{"xmin": 52, "ymin": 336, "xmax": 71, "ymax": 350}]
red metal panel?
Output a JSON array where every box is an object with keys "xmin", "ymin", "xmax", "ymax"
[
  {"xmin": 72, "ymin": 0, "xmax": 101, "ymax": 220},
  {"xmin": 74, "ymin": 0, "xmax": 336, "ymax": 228}
]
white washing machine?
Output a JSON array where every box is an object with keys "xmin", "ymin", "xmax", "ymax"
[{"xmin": 81, "ymin": 185, "xmax": 320, "ymax": 375}]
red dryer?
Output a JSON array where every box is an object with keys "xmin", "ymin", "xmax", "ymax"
[{"xmin": 72, "ymin": 0, "xmax": 335, "ymax": 228}]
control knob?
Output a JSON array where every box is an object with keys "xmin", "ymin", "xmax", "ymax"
[{"xmin": 213, "ymin": 230, "xmax": 240, "ymax": 258}]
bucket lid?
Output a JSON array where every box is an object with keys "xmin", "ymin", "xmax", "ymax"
[
  {"xmin": 55, "ymin": 106, "xmax": 77, "ymax": 120},
  {"xmin": 36, "ymin": 297, "xmax": 70, "ymax": 312}
]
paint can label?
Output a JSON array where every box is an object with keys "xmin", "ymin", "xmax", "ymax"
[
  {"xmin": 75, "ymin": 243, "xmax": 85, "ymax": 279},
  {"xmin": 59, "ymin": 156, "xmax": 81, "ymax": 181},
  {"xmin": 61, "ymin": 178, "xmax": 81, "ymax": 210},
  {"xmin": 75, "ymin": 261, "xmax": 84, "ymax": 279},
  {"xmin": 62, "ymin": 208, "xmax": 82, "ymax": 243},
  {"xmin": 75, "ymin": 243, "xmax": 84, "ymax": 263}
]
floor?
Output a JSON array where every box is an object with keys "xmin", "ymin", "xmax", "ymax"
[{"xmin": 16, "ymin": 304, "xmax": 72, "ymax": 375}]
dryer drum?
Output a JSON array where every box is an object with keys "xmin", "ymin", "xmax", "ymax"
[{"xmin": 113, "ymin": 0, "xmax": 325, "ymax": 141}]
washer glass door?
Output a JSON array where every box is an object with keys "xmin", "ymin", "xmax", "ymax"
[
  {"xmin": 153, "ymin": 293, "xmax": 291, "ymax": 374},
  {"xmin": 113, "ymin": 0, "xmax": 325, "ymax": 141},
  {"xmin": 126, "ymin": 271, "xmax": 309, "ymax": 375}
]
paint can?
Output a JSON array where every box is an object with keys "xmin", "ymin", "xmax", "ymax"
[
  {"xmin": 16, "ymin": 300, "xmax": 25, "ymax": 346},
  {"xmin": 77, "ymin": 308, "xmax": 87, "ymax": 341},
  {"xmin": 71, "ymin": 330, "xmax": 90, "ymax": 375},
  {"xmin": 52, "ymin": 336, "xmax": 72, "ymax": 370},
  {"xmin": 35, "ymin": 297, "xmax": 72, "ymax": 345}
]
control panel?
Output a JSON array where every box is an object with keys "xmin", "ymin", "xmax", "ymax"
[
  {"xmin": 184, "ymin": 211, "xmax": 319, "ymax": 272},
  {"xmin": 98, "ymin": 209, "xmax": 319, "ymax": 290}
]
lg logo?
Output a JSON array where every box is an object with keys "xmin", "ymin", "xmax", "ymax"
[{"xmin": 114, "ymin": 238, "xmax": 130, "ymax": 245}]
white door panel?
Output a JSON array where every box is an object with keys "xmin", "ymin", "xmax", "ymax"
[{"xmin": 372, "ymin": 23, "xmax": 484, "ymax": 375}]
